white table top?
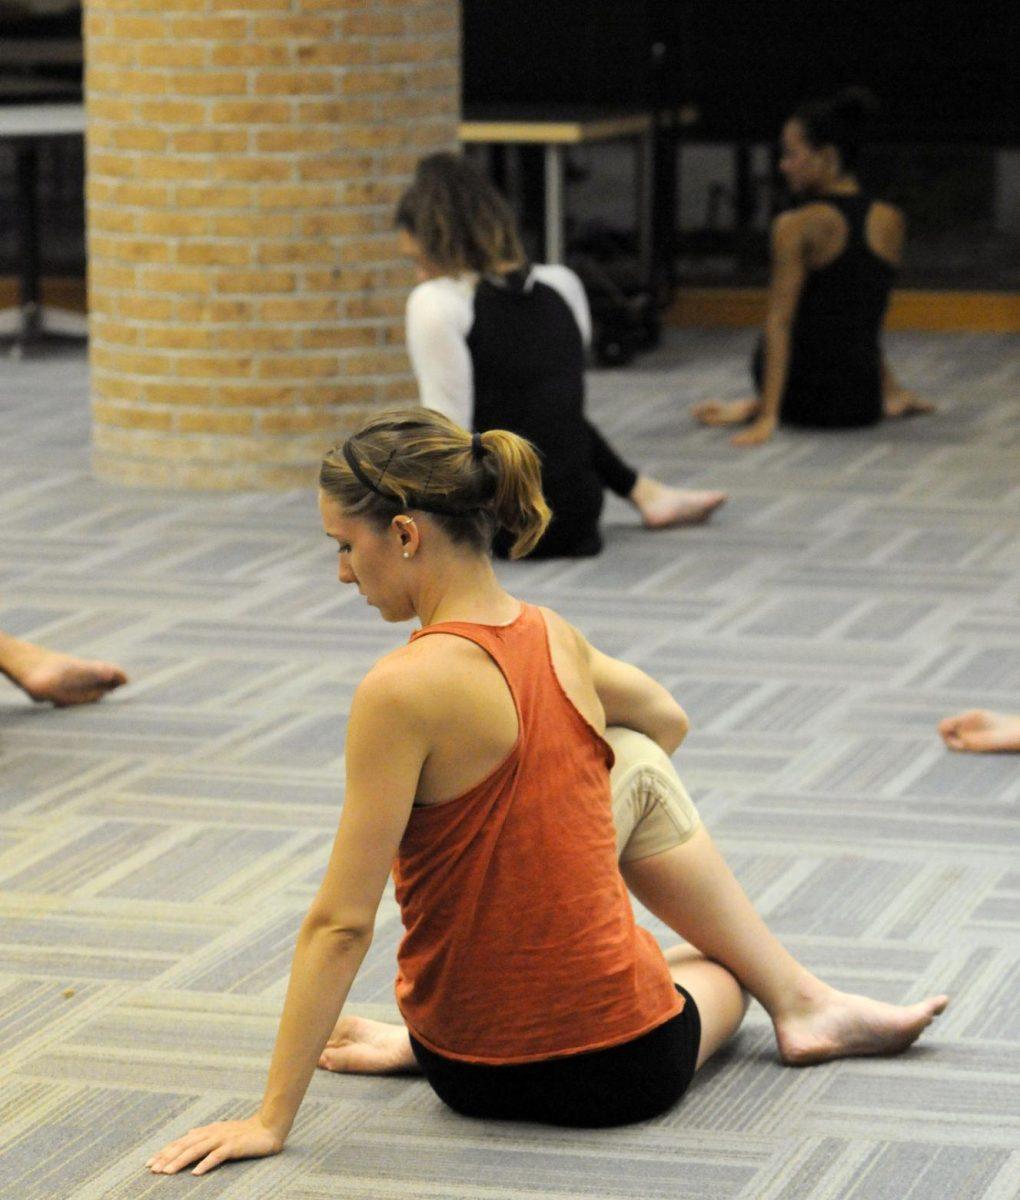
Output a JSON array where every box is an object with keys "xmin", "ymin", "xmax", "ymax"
[
  {"xmin": 0, "ymin": 102, "xmax": 85, "ymax": 138},
  {"xmin": 459, "ymin": 112, "xmax": 651, "ymax": 145}
]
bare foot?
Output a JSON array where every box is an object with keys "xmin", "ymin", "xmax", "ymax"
[
  {"xmin": 938, "ymin": 709, "xmax": 1020, "ymax": 754},
  {"xmin": 6, "ymin": 641, "xmax": 127, "ymax": 707},
  {"xmin": 883, "ymin": 388, "xmax": 935, "ymax": 419},
  {"xmin": 692, "ymin": 397, "xmax": 759, "ymax": 427},
  {"xmin": 731, "ymin": 415, "xmax": 777, "ymax": 448},
  {"xmin": 774, "ymin": 984, "xmax": 949, "ymax": 1066},
  {"xmin": 318, "ymin": 1015, "xmax": 419, "ymax": 1075},
  {"xmin": 630, "ymin": 477, "xmax": 728, "ymax": 529}
]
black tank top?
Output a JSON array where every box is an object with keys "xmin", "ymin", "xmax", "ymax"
[
  {"xmin": 784, "ymin": 193, "xmax": 895, "ymax": 428},
  {"xmin": 467, "ymin": 269, "xmax": 603, "ymax": 556}
]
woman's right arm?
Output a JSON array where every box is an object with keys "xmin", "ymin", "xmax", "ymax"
[
  {"xmin": 587, "ymin": 642, "xmax": 689, "ymax": 755},
  {"xmin": 146, "ymin": 662, "xmax": 428, "ymax": 1176},
  {"xmin": 405, "ymin": 281, "xmax": 475, "ymax": 430},
  {"xmin": 731, "ymin": 211, "xmax": 807, "ymax": 447}
]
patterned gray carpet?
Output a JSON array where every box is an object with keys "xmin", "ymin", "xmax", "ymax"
[{"xmin": 1, "ymin": 329, "xmax": 1019, "ymax": 1200}]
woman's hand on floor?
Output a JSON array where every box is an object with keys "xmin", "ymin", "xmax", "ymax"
[
  {"xmin": 731, "ymin": 415, "xmax": 777, "ymax": 446},
  {"xmin": 146, "ymin": 1115, "xmax": 283, "ymax": 1176}
]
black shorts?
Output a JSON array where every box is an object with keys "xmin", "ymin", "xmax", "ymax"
[{"xmin": 408, "ymin": 985, "xmax": 701, "ymax": 1128}]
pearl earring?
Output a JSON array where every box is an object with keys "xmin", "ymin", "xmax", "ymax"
[{"xmin": 402, "ymin": 551, "xmax": 410, "ymax": 559}]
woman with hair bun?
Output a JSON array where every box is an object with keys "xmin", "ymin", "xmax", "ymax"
[
  {"xmin": 146, "ymin": 407, "xmax": 947, "ymax": 1173},
  {"xmin": 695, "ymin": 87, "xmax": 932, "ymax": 445},
  {"xmin": 397, "ymin": 152, "xmax": 726, "ymax": 558}
]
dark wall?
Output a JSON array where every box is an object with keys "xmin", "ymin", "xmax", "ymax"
[
  {"xmin": 462, "ymin": 1, "xmax": 664, "ymax": 109},
  {"xmin": 0, "ymin": 4, "xmax": 85, "ymax": 274},
  {"xmin": 463, "ymin": 1, "xmax": 1019, "ymax": 144},
  {"xmin": 677, "ymin": 1, "xmax": 1018, "ymax": 143}
]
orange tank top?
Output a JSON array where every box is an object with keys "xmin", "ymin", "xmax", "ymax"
[{"xmin": 392, "ymin": 602, "xmax": 683, "ymax": 1065}]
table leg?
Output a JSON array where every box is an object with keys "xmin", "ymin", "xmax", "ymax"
[
  {"xmin": 15, "ymin": 142, "xmax": 41, "ymax": 343},
  {"xmin": 543, "ymin": 143, "xmax": 564, "ymax": 264},
  {"xmin": 636, "ymin": 127, "xmax": 654, "ymax": 279},
  {"xmin": 734, "ymin": 141, "xmax": 754, "ymax": 229},
  {"xmin": 1, "ymin": 135, "xmax": 87, "ymax": 357}
]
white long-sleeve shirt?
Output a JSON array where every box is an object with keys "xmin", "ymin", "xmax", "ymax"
[{"xmin": 404, "ymin": 265, "xmax": 592, "ymax": 430}]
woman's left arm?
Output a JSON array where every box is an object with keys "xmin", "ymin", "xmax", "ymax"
[
  {"xmin": 732, "ymin": 212, "xmax": 807, "ymax": 447},
  {"xmin": 146, "ymin": 664, "xmax": 428, "ymax": 1176}
]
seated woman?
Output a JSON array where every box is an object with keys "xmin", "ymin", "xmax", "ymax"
[
  {"xmin": 694, "ymin": 88, "xmax": 933, "ymax": 447},
  {"xmin": 147, "ymin": 409, "xmax": 946, "ymax": 1175},
  {"xmin": 397, "ymin": 152, "xmax": 726, "ymax": 557}
]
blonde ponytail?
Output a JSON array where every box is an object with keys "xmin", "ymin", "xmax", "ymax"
[{"xmin": 478, "ymin": 429, "xmax": 551, "ymax": 559}]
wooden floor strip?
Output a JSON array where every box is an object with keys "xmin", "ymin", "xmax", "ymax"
[{"xmin": 666, "ymin": 287, "xmax": 1020, "ymax": 333}]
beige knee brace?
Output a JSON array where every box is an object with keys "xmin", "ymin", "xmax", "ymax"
[{"xmin": 605, "ymin": 726, "xmax": 701, "ymax": 864}]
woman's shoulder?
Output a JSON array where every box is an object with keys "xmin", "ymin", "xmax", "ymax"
[
  {"xmin": 387, "ymin": 629, "xmax": 494, "ymax": 679},
  {"xmin": 867, "ymin": 199, "xmax": 905, "ymax": 229},
  {"xmin": 528, "ymin": 264, "xmax": 591, "ymax": 340},
  {"xmin": 536, "ymin": 604, "xmax": 591, "ymax": 663},
  {"xmin": 784, "ymin": 196, "xmax": 905, "ymax": 252},
  {"xmin": 354, "ymin": 636, "xmax": 482, "ymax": 723},
  {"xmin": 530, "ymin": 263, "xmax": 585, "ymax": 301},
  {"xmin": 774, "ymin": 201, "xmax": 836, "ymax": 231},
  {"xmin": 781, "ymin": 194, "xmax": 902, "ymax": 225},
  {"xmin": 771, "ymin": 201, "xmax": 848, "ymax": 252},
  {"xmin": 406, "ymin": 275, "xmax": 476, "ymax": 330}
]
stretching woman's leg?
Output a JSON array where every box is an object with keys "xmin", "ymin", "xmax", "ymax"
[
  {"xmin": 606, "ymin": 727, "xmax": 748, "ymax": 1068},
  {"xmin": 320, "ymin": 728, "xmax": 947, "ymax": 1077},
  {"xmin": 624, "ymin": 832, "xmax": 947, "ymax": 1063},
  {"xmin": 608, "ymin": 729, "xmax": 948, "ymax": 1064},
  {"xmin": 585, "ymin": 419, "xmax": 638, "ymax": 498},
  {"xmin": 695, "ymin": 344, "xmax": 933, "ymax": 427},
  {"xmin": 585, "ymin": 420, "xmax": 728, "ymax": 528},
  {"xmin": 318, "ymin": 1011, "xmax": 418, "ymax": 1074}
]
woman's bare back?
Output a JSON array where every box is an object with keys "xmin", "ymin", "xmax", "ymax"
[
  {"xmin": 795, "ymin": 197, "xmax": 904, "ymax": 271},
  {"xmin": 404, "ymin": 607, "xmax": 603, "ymax": 807}
]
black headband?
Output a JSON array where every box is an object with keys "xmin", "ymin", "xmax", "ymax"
[{"xmin": 341, "ymin": 438, "xmax": 486, "ymax": 518}]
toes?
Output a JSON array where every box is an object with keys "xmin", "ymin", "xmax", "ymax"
[
  {"xmin": 54, "ymin": 690, "xmax": 106, "ymax": 708},
  {"xmin": 959, "ymin": 730, "xmax": 1008, "ymax": 752},
  {"xmin": 643, "ymin": 491, "xmax": 728, "ymax": 529},
  {"xmin": 693, "ymin": 406, "xmax": 726, "ymax": 426}
]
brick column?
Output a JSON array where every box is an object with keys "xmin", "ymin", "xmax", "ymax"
[{"xmin": 84, "ymin": 1, "xmax": 459, "ymax": 489}]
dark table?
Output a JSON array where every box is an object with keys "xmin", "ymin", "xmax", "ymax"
[{"xmin": 0, "ymin": 101, "xmax": 86, "ymax": 356}]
